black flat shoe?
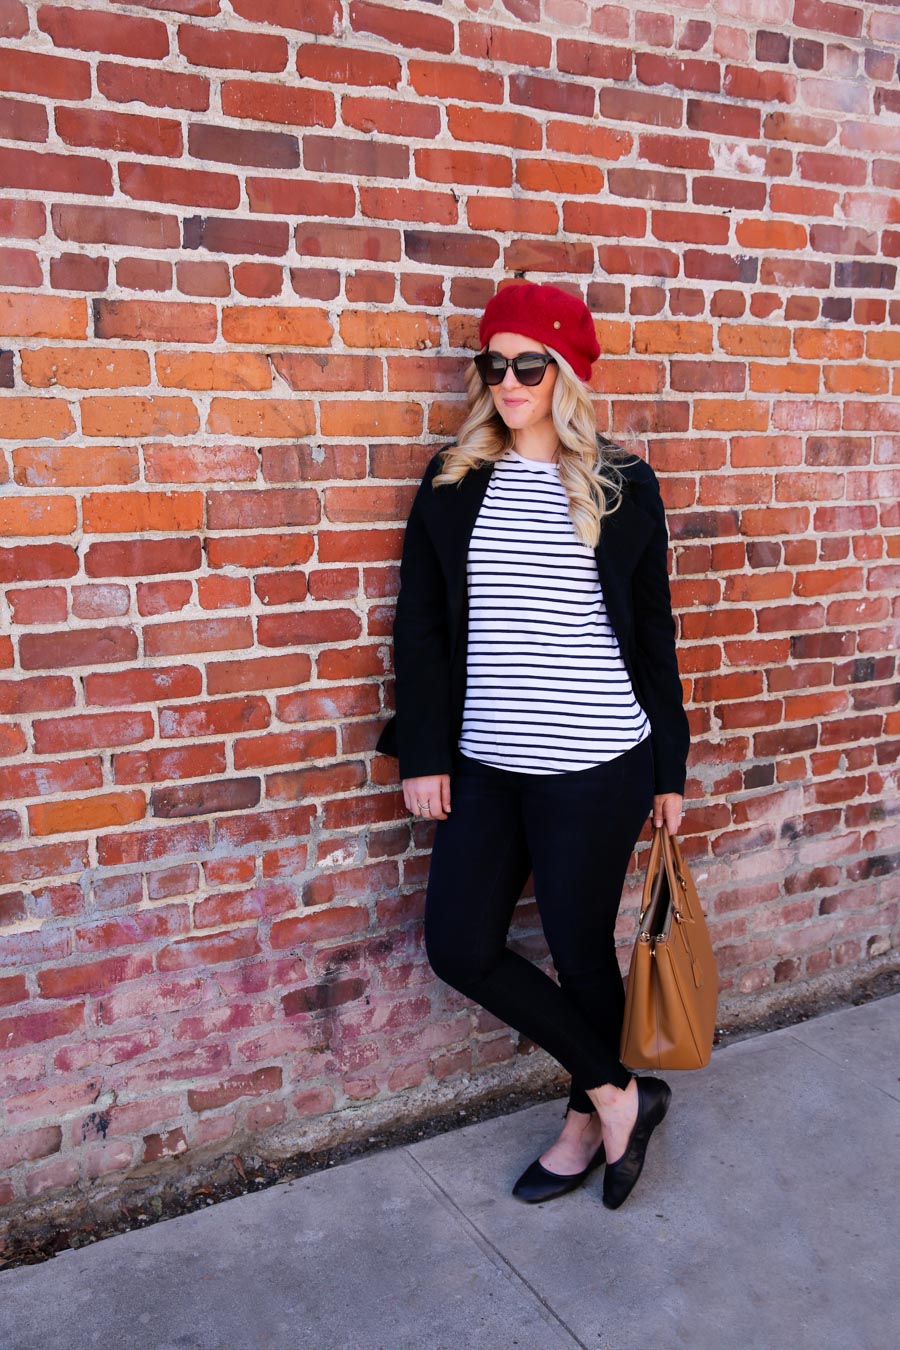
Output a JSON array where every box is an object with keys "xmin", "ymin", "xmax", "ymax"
[
  {"xmin": 512, "ymin": 1140, "xmax": 606, "ymax": 1204},
  {"xmin": 602, "ymin": 1076, "xmax": 672, "ymax": 1211}
]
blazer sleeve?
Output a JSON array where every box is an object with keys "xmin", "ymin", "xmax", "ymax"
[
  {"xmin": 629, "ymin": 464, "xmax": 691, "ymax": 797},
  {"xmin": 382, "ymin": 457, "xmax": 455, "ymax": 781}
]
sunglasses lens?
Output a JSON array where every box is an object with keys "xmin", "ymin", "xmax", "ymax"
[
  {"xmin": 475, "ymin": 353, "xmax": 508, "ymax": 385},
  {"xmin": 513, "ymin": 355, "xmax": 550, "ymax": 386}
]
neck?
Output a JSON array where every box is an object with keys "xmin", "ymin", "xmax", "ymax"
[{"xmin": 512, "ymin": 421, "xmax": 560, "ymax": 463}]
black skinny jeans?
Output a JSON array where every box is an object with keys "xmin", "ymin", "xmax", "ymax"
[{"xmin": 424, "ymin": 736, "xmax": 655, "ymax": 1109}]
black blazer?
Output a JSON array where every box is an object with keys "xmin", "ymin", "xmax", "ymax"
[{"xmin": 375, "ymin": 445, "xmax": 690, "ymax": 796}]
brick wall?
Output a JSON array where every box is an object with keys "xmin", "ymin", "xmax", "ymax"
[{"xmin": 0, "ymin": 0, "xmax": 898, "ymax": 1227}]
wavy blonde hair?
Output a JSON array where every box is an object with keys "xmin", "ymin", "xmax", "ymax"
[{"xmin": 432, "ymin": 345, "xmax": 640, "ymax": 548}]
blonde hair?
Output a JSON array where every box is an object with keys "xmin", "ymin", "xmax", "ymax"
[{"xmin": 432, "ymin": 345, "xmax": 639, "ymax": 548}]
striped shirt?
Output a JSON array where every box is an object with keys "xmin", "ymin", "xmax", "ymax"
[{"xmin": 458, "ymin": 447, "xmax": 651, "ymax": 774}]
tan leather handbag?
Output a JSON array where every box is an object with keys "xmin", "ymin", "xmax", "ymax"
[{"xmin": 620, "ymin": 824, "xmax": 718, "ymax": 1071}]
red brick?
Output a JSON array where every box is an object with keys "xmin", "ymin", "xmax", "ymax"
[
  {"xmin": 304, "ymin": 134, "xmax": 408, "ymax": 180},
  {"xmin": 0, "ymin": 292, "xmax": 86, "ymax": 338},
  {"xmin": 96, "ymin": 820, "xmax": 208, "ymax": 868},
  {"xmin": 231, "ymin": 0, "xmax": 338, "ymax": 31},
  {"xmin": 33, "ymin": 710, "xmax": 153, "ymax": 754},
  {"xmin": 408, "ymin": 58, "xmax": 502, "ymax": 103},
  {"xmin": 52, "ymin": 250, "xmax": 112, "ymax": 290},
  {"xmin": 344, "ymin": 95, "xmax": 440, "ymax": 139},
  {"xmin": 78, "ymin": 392, "xmax": 190, "ymax": 441},
  {"xmin": 142, "ymin": 442, "xmax": 259, "ymax": 480},
  {"xmin": 175, "ymin": 259, "xmax": 230, "ymax": 297},
  {"xmin": 0, "ymin": 46, "xmax": 91, "ymax": 100},
  {"xmin": 206, "ymin": 653, "xmax": 310, "ymax": 695},
  {"xmin": 178, "ymin": 24, "xmax": 288, "ymax": 71},
  {"xmin": 0, "ymin": 755, "xmax": 101, "ymax": 801},
  {"xmin": 206, "ymin": 533, "xmax": 314, "ymax": 571},
  {"xmin": 221, "ymin": 304, "xmax": 332, "ymax": 345},
  {"xmin": 447, "ymin": 103, "xmax": 540, "ymax": 151},
  {"xmin": 152, "ymin": 778, "xmax": 260, "ymax": 818},
  {"xmin": 0, "ymin": 198, "xmax": 46, "ymax": 239},
  {"xmin": 120, "ymin": 161, "xmax": 240, "ymax": 210},
  {"xmin": 0, "ymin": 974, "xmax": 28, "ymax": 1007},
  {"xmin": 113, "ymin": 0, "xmax": 220, "ymax": 16},
  {"xmin": 145, "ymin": 616, "xmax": 254, "ymax": 658},
  {"xmin": 460, "ymin": 21, "xmax": 550, "ymax": 68},
  {"xmin": 0, "ymin": 491, "xmax": 75, "ymax": 531},
  {"xmin": 146, "ymin": 864, "xmax": 200, "ymax": 900},
  {"xmin": 29, "ymin": 790, "xmax": 146, "ymax": 837},
  {"xmin": 75, "ymin": 906, "xmax": 189, "ymax": 953},
  {"xmin": 0, "ymin": 1004, "xmax": 84, "ymax": 1051},
  {"xmin": 207, "ymin": 399, "xmax": 315, "ymax": 438},
  {"xmin": 0, "ymin": 542, "xmax": 78, "ymax": 582},
  {"xmin": 234, "ymin": 726, "xmax": 336, "ymax": 770},
  {"xmin": 157, "ymin": 929, "xmax": 261, "ymax": 972},
  {"xmin": 38, "ymin": 954, "xmax": 152, "ymax": 1000},
  {"xmin": 221, "ymin": 78, "xmax": 334, "ymax": 128},
  {"xmin": 85, "ymin": 536, "xmax": 202, "ymax": 577},
  {"xmin": 206, "ymin": 488, "xmax": 318, "ymax": 531},
  {"xmin": 187, "ymin": 1065, "xmax": 281, "ymax": 1111},
  {"xmin": 154, "ymin": 352, "xmax": 272, "ymax": 394},
  {"xmin": 296, "ymin": 42, "xmax": 400, "ymax": 88},
  {"xmin": 20, "ymin": 626, "xmax": 138, "ymax": 672},
  {"xmin": 233, "ymin": 261, "xmax": 282, "ymax": 298},
  {"xmin": 21, "ymin": 347, "xmax": 151, "ymax": 390},
  {"xmin": 510, "ymin": 71, "xmax": 593, "ymax": 115},
  {"xmin": 350, "ymin": 0, "xmax": 452, "ymax": 52},
  {"xmin": 183, "ymin": 214, "xmax": 289, "ymax": 257},
  {"xmin": 416, "ymin": 144, "xmax": 510, "ymax": 187},
  {"xmin": 14, "ymin": 444, "xmax": 139, "ymax": 489},
  {"xmin": 254, "ymin": 572, "xmax": 308, "ymax": 605},
  {"xmin": 116, "ymin": 256, "xmax": 173, "ymax": 291},
  {"xmin": 0, "ymin": 0, "xmax": 28, "ymax": 38},
  {"xmin": 54, "ymin": 204, "xmax": 179, "ymax": 251},
  {"xmin": 93, "ymin": 298, "xmax": 216, "ymax": 344},
  {"xmin": 258, "ymin": 609, "xmax": 361, "ymax": 649},
  {"xmin": 0, "ymin": 145, "xmax": 112, "ymax": 196},
  {"xmin": 0, "ymin": 675, "xmax": 74, "ymax": 715},
  {"xmin": 38, "ymin": 4, "xmax": 169, "ymax": 57},
  {"xmin": 8, "ymin": 586, "xmax": 67, "ymax": 624},
  {"xmin": 247, "ymin": 177, "xmax": 354, "ymax": 219},
  {"xmin": 56, "ymin": 105, "xmax": 182, "ymax": 157},
  {"xmin": 188, "ymin": 123, "xmax": 299, "ymax": 169},
  {"xmin": 97, "ymin": 59, "xmax": 209, "ymax": 111},
  {"xmin": 197, "ymin": 574, "xmax": 250, "ymax": 609},
  {"xmin": 0, "ymin": 398, "xmax": 74, "ymax": 441},
  {"xmin": 83, "ymin": 490, "xmax": 203, "ymax": 534},
  {"xmin": 138, "ymin": 577, "xmax": 193, "ymax": 613},
  {"xmin": 270, "ymin": 905, "xmax": 369, "ymax": 949},
  {"xmin": 158, "ymin": 695, "xmax": 269, "ymax": 738},
  {"xmin": 143, "ymin": 1127, "xmax": 188, "ymax": 1163},
  {"xmin": 71, "ymin": 584, "xmax": 130, "ymax": 619},
  {"xmin": 0, "ymin": 94, "xmax": 49, "ymax": 142},
  {"xmin": 215, "ymin": 804, "xmax": 313, "ymax": 848},
  {"xmin": 113, "ymin": 743, "xmax": 226, "ymax": 785},
  {"xmin": 557, "ymin": 37, "xmax": 632, "ymax": 80}
]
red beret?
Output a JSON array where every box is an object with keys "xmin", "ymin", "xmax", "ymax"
[{"xmin": 479, "ymin": 282, "xmax": 601, "ymax": 382}]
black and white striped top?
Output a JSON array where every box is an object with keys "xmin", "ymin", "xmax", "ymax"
[{"xmin": 458, "ymin": 447, "xmax": 651, "ymax": 774}]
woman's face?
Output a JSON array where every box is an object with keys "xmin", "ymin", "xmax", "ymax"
[{"xmin": 485, "ymin": 331, "xmax": 558, "ymax": 434}]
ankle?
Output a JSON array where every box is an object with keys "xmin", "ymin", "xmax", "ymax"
[{"xmin": 587, "ymin": 1076, "xmax": 637, "ymax": 1114}]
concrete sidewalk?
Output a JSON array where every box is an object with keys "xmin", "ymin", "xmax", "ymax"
[{"xmin": 0, "ymin": 993, "xmax": 896, "ymax": 1350}]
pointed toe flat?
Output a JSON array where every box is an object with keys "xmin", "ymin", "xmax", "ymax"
[
  {"xmin": 512, "ymin": 1141, "xmax": 606, "ymax": 1204},
  {"xmin": 601, "ymin": 1075, "xmax": 672, "ymax": 1210}
]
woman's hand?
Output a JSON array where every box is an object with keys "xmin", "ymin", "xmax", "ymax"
[
  {"xmin": 652, "ymin": 792, "xmax": 684, "ymax": 834},
  {"xmin": 402, "ymin": 774, "xmax": 451, "ymax": 821}
]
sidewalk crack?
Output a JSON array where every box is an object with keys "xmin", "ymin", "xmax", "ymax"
[{"xmin": 401, "ymin": 1148, "xmax": 589, "ymax": 1350}]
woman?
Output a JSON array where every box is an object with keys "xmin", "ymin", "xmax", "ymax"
[{"xmin": 375, "ymin": 281, "xmax": 690, "ymax": 1209}]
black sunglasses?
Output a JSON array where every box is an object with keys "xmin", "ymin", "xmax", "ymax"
[{"xmin": 474, "ymin": 350, "xmax": 557, "ymax": 387}]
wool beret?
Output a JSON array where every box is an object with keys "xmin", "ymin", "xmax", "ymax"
[{"xmin": 478, "ymin": 282, "xmax": 601, "ymax": 382}]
